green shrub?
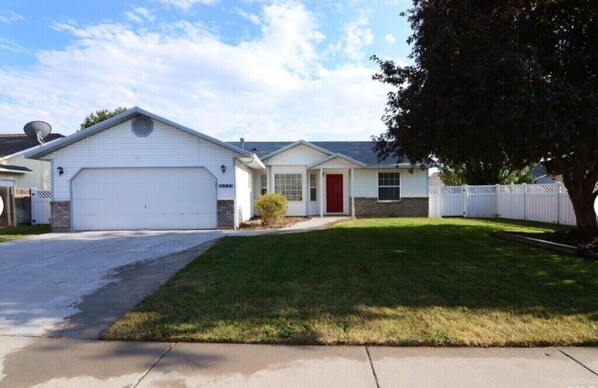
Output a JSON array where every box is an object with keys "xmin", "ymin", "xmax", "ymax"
[{"xmin": 255, "ymin": 193, "xmax": 288, "ymax": 226}]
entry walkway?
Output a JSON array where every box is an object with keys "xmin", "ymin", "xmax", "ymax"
[{"xmin": 1, "ymin": 337, "xmax": 597, "ymax": 387}]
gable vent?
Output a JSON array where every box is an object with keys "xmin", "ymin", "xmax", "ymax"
[{"xmin": 132, "ymin": 116, "xmax": 153, "ymax": 137}]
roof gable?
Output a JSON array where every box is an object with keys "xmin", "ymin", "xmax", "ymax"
[
  {"xmin": 261, "ymin": 140, "xmax": 334, "ymax": 160},
  {"xmin": 26, "ymin": 107, "xmax": 252, "ymax": 159},
  {"xmin": 308, "ymin": 153, "xmax": 367, "ymax": 169}
]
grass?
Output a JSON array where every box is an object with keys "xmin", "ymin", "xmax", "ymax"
[
  {"xmin": 103, "ymin": 217, "xmax": 598, "ymax": 346},
  {"xmin": 0, "ymin": 225, "xmax": 50, "ymax": 243}
]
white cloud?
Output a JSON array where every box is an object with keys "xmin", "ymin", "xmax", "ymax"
[
  {"xmin": 124, "ymin": 7, "xmax": 155, "ymax": 24},
  {"xmin": 155, "ymin": 0, "xmax": 218, "ymax": 11},
  {"xmin": 234, "ymin": 7, "xmax": 261, "ymax": 25},
  {"xmin": 328, "ymin": 10, "xmax": 374, "ymax": 60},
  {"xmin": 0, "ymin": 38, "xmax": 29, "ymax": 54},
  {"xmin": 0, "ymin": 2, "xmax": 389, "ymax": 141},
  {"xmin": 384, "ymin": 33, "xmax": 395, "ymax": 44},
  {"xmin": 0, "ymin": 11, "xmax": 25, "ymax": 24}
]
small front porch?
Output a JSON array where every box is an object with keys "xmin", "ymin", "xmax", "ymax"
[{"xmin": 308, "ymin": 153, "xmax": 366, "ymax": 218}]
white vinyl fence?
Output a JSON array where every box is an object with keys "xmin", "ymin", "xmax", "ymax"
[
  {"xmin": 429, "ymin": 183, "xmax": 579, "ymax": 226},
  {"xmin": 31, "ymin": 189, "xmax": 51, "ymax": 225}
]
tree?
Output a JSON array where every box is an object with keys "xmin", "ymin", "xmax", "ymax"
[
  {"xmin": 438, "ymin": 163, "xmax": 533, "ymax": 186},
  {"xmin": 372, "ymin": 1, "xmax": 597, "ymax": 235},
  {"xmin": 80, "ymin": 107, "xmax": 127, "ymax": 130}
]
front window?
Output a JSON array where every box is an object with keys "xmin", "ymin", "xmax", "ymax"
[
  {"xmin": 309, "ymin": 173, "xmax": 317, "ymax": 201},
  {"xmin": 275, "ymin": 173, "xmax": 303, "ymax": 201},
  {"xmin": 260, "ymin": 174, "xmax": 267, "ymax": 195},
  {"xmin": 378, "ymin": 172, "xmax": 400, "ymax": 201}
]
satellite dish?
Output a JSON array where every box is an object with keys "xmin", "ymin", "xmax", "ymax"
[
  {"xmin": 24, "ymin": 121, "xmax": 52, "ymax": 144},
  {"xmin": 0, "ymin": 195, "xmax": 3, "ymax": 217}
]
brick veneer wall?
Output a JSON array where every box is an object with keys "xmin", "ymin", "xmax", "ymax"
[
  {"xmin": 354, "ymin": 197, "xmax": 428, "ymax": 217},
  {"xmin": 217, "ymin": 200, "xmax": 234, "ymax": 229},
  {"xmin": 50, "ymin": 201, "xmax": 71, "ymax": 232}
]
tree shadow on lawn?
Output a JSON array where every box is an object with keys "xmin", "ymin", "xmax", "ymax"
[{"xmin": 106, "ymin": 221, "xmax": 598, "ymax": 344}]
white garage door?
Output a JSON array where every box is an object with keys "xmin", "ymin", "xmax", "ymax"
[{"xmin": 72, "ymin": 167, "xmax": 217, "ymax": 230}]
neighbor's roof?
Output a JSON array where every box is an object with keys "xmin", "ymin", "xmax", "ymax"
[
  {"xmin": 27, "ymin": 107, "xmax": 252, "ymax": 159},
  {"xmin": 228, "ymin": 141, "xmax": 411, "ymax": 167},
  {"xmin": 0, "ymin": 134, "xmax": 64, "ymax": 158},
  {"xmin": 0, "ymin": 164, "xmax": 33, "ymax": 174}
]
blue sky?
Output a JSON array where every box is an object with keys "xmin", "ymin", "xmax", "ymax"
[{"xmin": 0, "ymin": 0, "xmax": 413, "ymax": 140}]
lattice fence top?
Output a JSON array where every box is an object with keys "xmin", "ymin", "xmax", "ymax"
[
  {"xmin": 497, "ymin": 185, "xmax": 523, "ymax": 193},
  {"xmin": 526, "ymin": 184, "xmax": 559, "ymax": 194},
  {"xmin": 431, "ymin": 183, "xmax": 568, "ymax": 195},
  {"xmin": 33, "ymin": 190, "xmax": 52, "ymax": 199},
  {"xmin": 466, "ymin": 185, "xmax": 496, "ymax": 194},
  {"xmin": 442, "ymin": 186, "xmax": 463, "ymax": 194}
]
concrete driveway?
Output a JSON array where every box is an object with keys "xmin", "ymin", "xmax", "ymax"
[{"xmin": 0, "ymin": 230, "xmax": 224, "ymax": 338}]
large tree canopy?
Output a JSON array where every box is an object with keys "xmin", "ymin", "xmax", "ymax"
[
  {"xmin": 373, "ymin": 0, "xmax": 597, "ymax": 234},
  {"xmin": 80, "ymin": 107, "xmax": 127, "ymax": 130}
]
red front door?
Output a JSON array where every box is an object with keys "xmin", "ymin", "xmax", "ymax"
[{"xmin": 326, "ymin": 174, "xmax": 343, "ymax": 213}]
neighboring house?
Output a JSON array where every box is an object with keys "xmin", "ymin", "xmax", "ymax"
[
  {"xmin": 428, "ymin": 171, "xmax": 444, "ymax": 187},
  {"xmin": 0, "ymin": 134, "xmax": 64, "ymax": 189},
  {"xmin": 26, "ymin": 107, "xmax": 429, "ymax": 232},
  {"xmin": 530, "ymin": 163, "xmax": 562, "ymax": 184}
]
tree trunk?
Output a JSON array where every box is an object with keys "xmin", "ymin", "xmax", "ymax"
[{"xmin": 565, "ymin": 183, "xmax": 598, "ymax": 236}]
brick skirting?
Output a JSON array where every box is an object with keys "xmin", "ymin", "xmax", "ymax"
[
  {"xmin": 50, "ymin": 201, "xmax": 71, "ymax": 232},
  {"xmin": 354, "ymin": 197, "xmax": 428, "ymax": 217},
  {"xmin": 217, "ymin": 200, "xmax": 234, "ymax": 229}
]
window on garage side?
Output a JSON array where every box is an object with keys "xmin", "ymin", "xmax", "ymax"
[
  {"xmin": 309, "ymin": 173, "xmax": 317, "ymax": 201},
  {"xmin": 275, "ymin": 173, "xmax": 302, "ymax": 201},
  {"xmin": 378, "ymin": 172, "xmax": 400, "ymax": 201},
  {"xmin": 260, "ymin": 174, "xmax": 267, "ymax": 195}
]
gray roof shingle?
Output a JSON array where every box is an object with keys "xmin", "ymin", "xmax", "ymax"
[{"xmin": 227, "ymin": 141, "xmax": 410, "ymax": 166}]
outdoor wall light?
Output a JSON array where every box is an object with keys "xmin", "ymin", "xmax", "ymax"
[
  {"xmin": 57, "ymin": 166, "xmax": 64, "ymax": 176},
  {"xmin": 221, "ymin": 164, "xmax": 226, "ymax": 174}
]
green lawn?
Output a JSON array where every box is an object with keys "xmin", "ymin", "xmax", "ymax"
[
  {"xmin": 103, "ymin": 218, "xmax": 598, "ymax": 346},
  {"xmin": 0, "ymin": 225, "xmax": 50, "ymax": 243}
]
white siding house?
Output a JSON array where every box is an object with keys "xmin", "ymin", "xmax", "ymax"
[{"xmin": 27, "ymin": 107, "xmax": 428, "ymax": 232}]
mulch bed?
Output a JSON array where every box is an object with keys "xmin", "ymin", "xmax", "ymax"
[
  {"xmin": 239, "ymin": 216, "xmax": 309, "ymax": 230},
  {"xmin": 514, "ymin": 230, "xmax": 598, "ymax": 259}
]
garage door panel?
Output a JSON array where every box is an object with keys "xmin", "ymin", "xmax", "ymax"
[{"xmin": 72, "ymin": 167, "xmax": 216, "ymax": 230}]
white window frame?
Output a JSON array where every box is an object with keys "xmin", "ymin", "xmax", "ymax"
[
  {"xmin": 260, "ymin": 173, "xmax": 267, "ymax": 195},
  {"xmin": 275, "ymin": 173, "xmax": 303, "ymax": 201},
  {"xmin": 309, "ymin": 173, "xmax": 317, "ymax": 202},
  {"xmin": 378, "ymin": 172, "xmax": 401, "ymax": 202}
]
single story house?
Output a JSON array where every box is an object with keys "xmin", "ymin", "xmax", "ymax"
[
  {"xmin": 0, "ymin": 134, "xmax": 64, "ymax": 189},
  {"xmin": 26, "ymin": 107, "xmax": 429, "ymax": 232}
]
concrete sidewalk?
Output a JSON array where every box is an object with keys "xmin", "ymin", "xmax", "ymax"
[{"xmin": 1, "ymin": 337, "xmax": 597, "ymax": 387}]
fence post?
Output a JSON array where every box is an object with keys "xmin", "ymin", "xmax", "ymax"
[
  {"xmin": 495, "ymin": 184, "xmax": 500, "ymax": 218},
  {"xmin": 522, "ymin": 183, "xmax": 527, "ymax": 221},
  {"xmin": 463, "ymin": 184, "xmax": 468, "ymax": 217},
  {"xmin": 556, "ymin": 182, "xmax": 561, "ymax": 224},
  {"xmin": 438, "ymin": 186, "xmax": 443, "ymax": 217}
]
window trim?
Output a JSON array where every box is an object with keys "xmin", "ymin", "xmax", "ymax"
[
  {"xmin": 260, "ymin": 173, "xmax": 267, "ymax": 195},
  {"xmin": 274, "ymin": 173, "xmax": 303, "ymax": 202},
  {"xmin": 309, "ymin": 173, "xmax": 317, "ymax": 202},
  {"xmin": 377, "ymin": 172, "xmax": 401, "ymax": 202}
]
